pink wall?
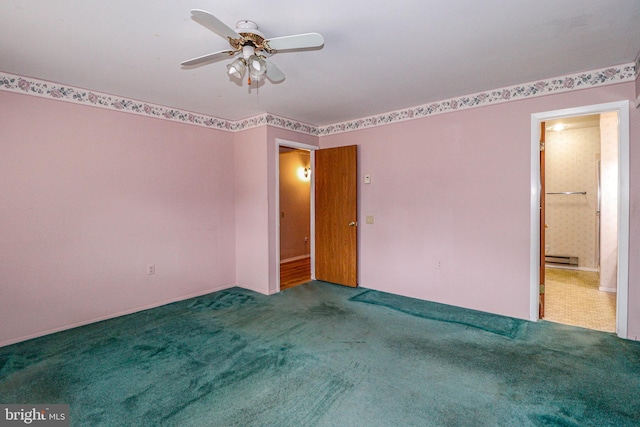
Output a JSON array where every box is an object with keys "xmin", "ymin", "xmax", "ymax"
[
  {"xmin": 2, "ymin": 78, "xmax": 638, "ymax": 345},
  {"xmin": 320, "ymin": 82, "xmax": 640, "ymax": 338},
  {"xmin": 235, "ymin": 126, "xmax": 318, "ymax": 295},
  {"xmin": 234, "ymin": 126, "xmax": 270, "ymax": 293},
  {"xmin": 0, "ymin": 92, "xmax": 236, "ymax": 346}
]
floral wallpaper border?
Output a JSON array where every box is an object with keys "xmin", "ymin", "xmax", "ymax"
[
  {"xmin": 317, "ymin": 62, "xmax": 636, "ymax": 136},
  {"xmin": 0, "ymin": 72, "xmax": 319, "ymax": 135},
  {"xmin": 0, "ymin": 72, "xmax": 235, "ymax": 131},
  {"xmin": 1, "ymin": 61, "xmax": 636, "ymax": 137}
]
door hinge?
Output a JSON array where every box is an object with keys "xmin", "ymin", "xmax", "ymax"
[
  {"xmin": 540, "ymin": 283, "xmax": 545, "ymax": 294},
  {"xmin": 539, "ymin": 141, "xmax": 545, "ymax": 151}
]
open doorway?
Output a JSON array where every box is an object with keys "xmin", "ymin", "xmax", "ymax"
[
  {"xmin": 275, "ymin": 141, "xmax": 358, "ymax": 291},
  {"xmin": 542, "ymin": 113, "xmax": 617, "ymax": 332},
  {"xmin": 530, "ymin": 101, "xmax": 630, "ymax": 339},
  {"xmin": 278, "ymin": 144, "xmax": 313, "ymax": 290}
]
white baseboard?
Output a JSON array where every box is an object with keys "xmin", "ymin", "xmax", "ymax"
[
  {"xmin": 545, "ymin": 264, "xmax": 598, "ymax": 272},
  {"xmin": 599, "ymin": 286, "xmax": 617, "ymax": 293}
]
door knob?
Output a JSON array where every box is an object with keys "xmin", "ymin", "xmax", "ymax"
[{"xmin": 348, "ymin": 221, "xmax": 357, "ymax": 227}]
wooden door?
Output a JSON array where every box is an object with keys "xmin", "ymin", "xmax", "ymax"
[
  {"xmin": 315, "ymin": 145, "xmax": 358, "ymax": 287},
  {"xmin": 539, "ymin": 122, "xmax": 546, "ymax": 318}
]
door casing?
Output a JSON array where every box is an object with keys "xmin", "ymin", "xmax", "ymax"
[
  {"xmin": 530, "ymin": 101, "xmax": 630, "ymax": 339},
  {"xmin": 539, "ymin": 122, "xmax": 545, "ymax": 318},
  {"xmin": 275, "ymin": 139, "xmax": 318, "ymax": 293}
]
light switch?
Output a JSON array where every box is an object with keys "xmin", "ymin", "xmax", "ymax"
[
  {"xmin": 364, "ymin": 174, "xmax": 371, "ymax": 184},
  {"xmin": 366, "ymin": 215, "xmax": 374, "ymax": 224}
]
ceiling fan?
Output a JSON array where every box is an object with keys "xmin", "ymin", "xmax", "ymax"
[{"xmin": 181, "ymin": 10, "xmax": 325, "ymax": 85}]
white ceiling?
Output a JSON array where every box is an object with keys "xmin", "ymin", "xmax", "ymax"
[{"xmin": 2, "ymin": 0, "xmax": 639, "ymax": 127}]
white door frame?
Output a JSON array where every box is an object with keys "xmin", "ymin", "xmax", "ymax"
[
  {"xmin": 275, "ymin": 138, "xmax": 318, "ymax": 292},
  {"xmin": 530, "ymin": 101, "xmax": 630, "ymax": 338}
]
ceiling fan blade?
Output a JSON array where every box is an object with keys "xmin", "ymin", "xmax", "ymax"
[
  {"xmin": 265, "ymin": 60, "xmax": 285, "ymax": 82},
  {"xmin": 181, "ymin": 50, "xmax": 236, "ymax": 67},
  {"xmin": 265, "ymin": 33, "xmax": 324, "ymax": 51},
  {"xmin": 190, "ymin": 9, "xmax": 240, "ymax": 40}
]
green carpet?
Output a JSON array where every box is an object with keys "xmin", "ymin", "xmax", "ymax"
[
  {"xmin": 1, "ymin": 281, "xmax": 639, "ymax": 426},
  {"xmin": 351, "ymin": 289, "xmax": 523, "ymax": 338}
]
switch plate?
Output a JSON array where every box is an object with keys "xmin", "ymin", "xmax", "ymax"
[
  {"xmin": 364, "ymin": 174, "xmax": 371, "ymax": 184},
  {"xmin": 366, "ymin": 215, "xmax": 374, "ymax": 224}
]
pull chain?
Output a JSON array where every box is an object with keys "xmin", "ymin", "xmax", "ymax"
[{"xmin": 247, "ymin": 75, "xmax": 260, "ymax": 94}]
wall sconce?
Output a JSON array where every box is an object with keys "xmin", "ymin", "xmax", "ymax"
[{"xmin": 297, "ymin": 166, "xmax": 311, "ymax": 181}]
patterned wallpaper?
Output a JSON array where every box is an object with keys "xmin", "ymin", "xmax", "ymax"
[
  {"xmin": 545, "ymin": 127, "xmax": 600, "ymax": 269},
  {"xmin": 0, "ymin": 61, "xmax": 636, "ymax": 136}
]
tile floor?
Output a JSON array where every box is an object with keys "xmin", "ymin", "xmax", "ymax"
[{"xmin": 544, "ymin": 267, "xmax": 616, "ymax": 332}]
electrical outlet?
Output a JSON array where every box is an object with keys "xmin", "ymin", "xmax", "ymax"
[
  {"xmin": 366, "ymin": 215, "xmax": 374, "ymax": 224},
  {"xmin": 147, "ymin": 264, "xmax": 155, "ymax": 275},
  {"xmin": 436, "ymin": 259, "xmax": 442, "ymax": 269}
]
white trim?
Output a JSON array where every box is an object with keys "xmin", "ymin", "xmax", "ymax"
[
  {"xmin": 530, "ymin": 118, "xmax": 542, "ymax": 322},
  {"xmin": 545, "ymin": 264, "xmax": 599, "ymax": 272},
  {"xmin": 617, "ymin": 103, "xmax": 630, "ymax": 339},
  {"xmin": 530, "ymin": 101, "xmax": 630, "ymax": 339},
  {"xmin": 275, "ymin": 139, "xmax": 318, "ymax": 293}
]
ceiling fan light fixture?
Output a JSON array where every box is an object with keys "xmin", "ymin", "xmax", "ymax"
[
  {"xmin": 182, "ymin": 10, "xmax": 325, "ymax": 86},
  {"xmin": 248, "ymin": 55, "xmax": 267, "ymax": 77},
  {"xmin": 226, "ymin": 58, "xmax": 246, "ymax": 79}
]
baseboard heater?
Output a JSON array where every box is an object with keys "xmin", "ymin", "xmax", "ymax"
[{"xmin": 545, "ymin": 255, "xmax": 579, "ymax": 266}]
